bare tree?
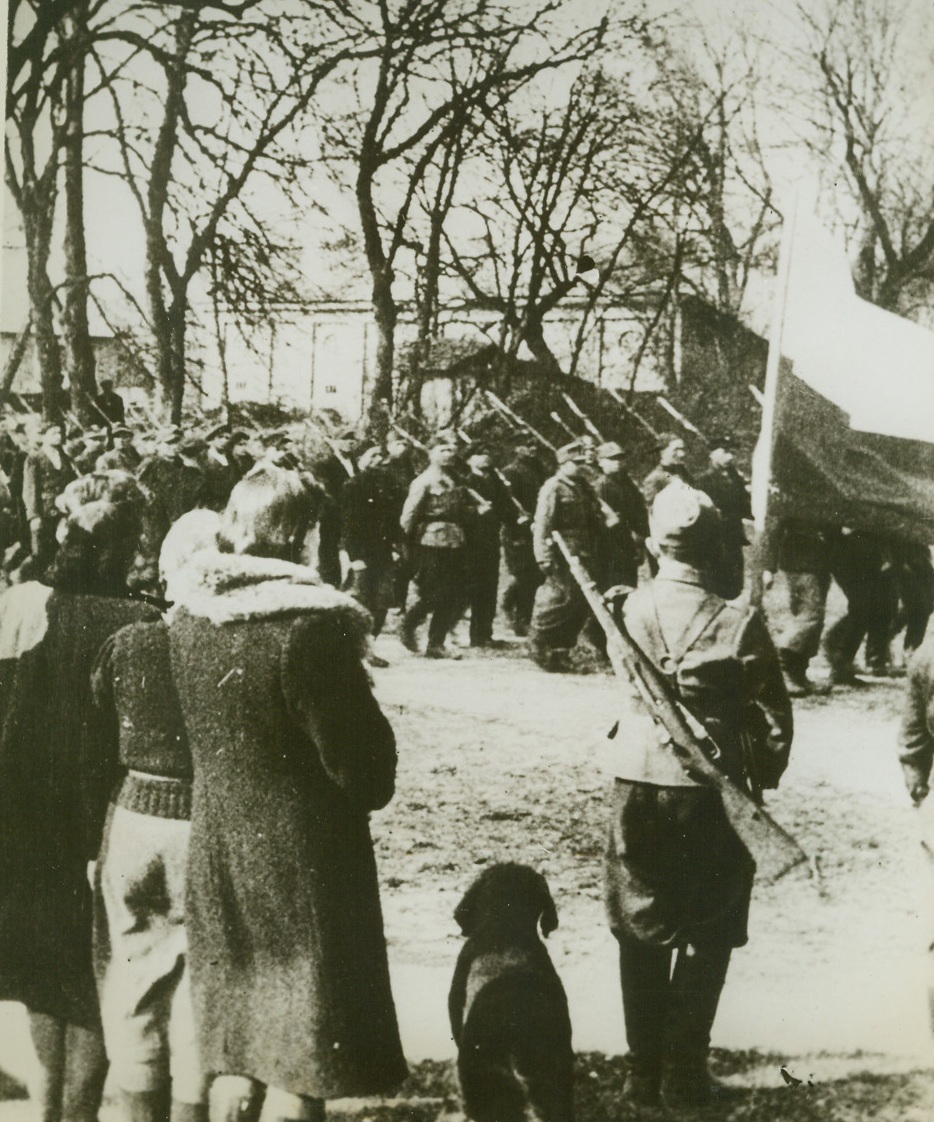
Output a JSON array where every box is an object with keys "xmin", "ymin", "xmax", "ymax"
[
  {"xmin": 785, "ymin": 0, "xmax": 934, "ymax": 312},
  {"xmin": 92, "ymin": 0, "xmax": 374, "ymax": 421},
  {"xmin": 5, "ymin": 0, "xmax": 71, "ymax": 418},
  {"xmin": 317, "ymin": 0, "xmax": 607, "ymax": 422}
]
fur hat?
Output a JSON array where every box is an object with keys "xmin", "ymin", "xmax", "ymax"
[{"xmin": 649, "ymin": 484, "xmax": 720, "ymax": 564}]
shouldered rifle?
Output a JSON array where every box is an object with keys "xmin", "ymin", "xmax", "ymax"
[
  {"xmin": 552, "ymin": 531, "xmax": 807, "ymax": 884},
  {"xmin": 485, "ymin": 391, "xmax": 558, "ymax": 454},
  {"xmin": 605, "ymin": 387, "xmax": 663, "ymax": 442},
  {"xmin": 657, "ymin": 396, "xmax": 709, "ymax": 446},
  {"xmin": 561, "ymin": 392, "xmax": 605, "ymax": 442},
  {"xmin": 456, "ymin": 430, "xmax": 532, "ymax": 522}
]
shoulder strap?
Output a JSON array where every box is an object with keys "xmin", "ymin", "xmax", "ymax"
[{"xmin": 649, "ymin": 587, "xmax": 728, "ymax": 671}]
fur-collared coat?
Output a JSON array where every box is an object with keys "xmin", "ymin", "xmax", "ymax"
[{"xmin": 167, "ymin": 553, "xmax": 406, "ymax": 1098}]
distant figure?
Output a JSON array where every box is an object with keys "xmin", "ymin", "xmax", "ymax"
[
  {"xmin": 463, "ymin": 447, "xmax": 513, "ymax": 649},
  {"xmin": 529, "ymin": 440, "xmax": 604, "ymax": 671},
  {"xmin": 641, "ymin": 435, "xmax": 694, "ymax": 507},
  {"xmin": 399, "ymin": 434, "xmax": 474, "ymax": 658},
  {"xmin": 697, "ymin": 437, "xmax": 752, "ymax": 600},
  {"xmin": 898, "ymin": 629, "xmax": 934, "ymax": 1035},
  {"xmin": 95, "ymin": 379, "xmax": 126, "ymax": 426},
  {"xmin": 594, "ymin": 441, "xmax": 648, "ymax": 590}
]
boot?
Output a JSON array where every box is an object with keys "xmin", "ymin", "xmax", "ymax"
[
  {"xmin": 662, "ymin": 944, "xmax": 732, "ymax": 1108},
  {"xmin": 400, "ymin": 601, "xmax": 428, "ymax": 652},
  {"xmin": 777, "ymin": 649, "xmax": 812, "ymax": 697},
  {"xmin": 617, "ymin": 937, "xmax": 671, "ymax": 1106}
]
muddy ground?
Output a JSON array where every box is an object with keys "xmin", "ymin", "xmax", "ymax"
[{"xmin": 2, "ymin": 590, "xmax": 934, "ymax": 1121}]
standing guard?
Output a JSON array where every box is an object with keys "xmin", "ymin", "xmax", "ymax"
[{"xmin": 604, "ymin": 485, "xmax": 793, "ymax": 1107}]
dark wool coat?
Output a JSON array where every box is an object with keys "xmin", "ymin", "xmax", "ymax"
[
  {"xmin": 168, "ymin": 553, "xmax": 406, "ymax": 1098},
  {"xmin": 0, "ymin": 582, "xmax": 158, "ymax": 1026}
]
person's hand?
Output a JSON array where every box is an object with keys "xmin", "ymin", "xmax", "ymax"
[
  {"xmin": 910, "ymin": 783, "xmax": 929, "ymax": 807},
  {"xmin": 762, "ymin": 569, "xmax": 774, "ymax": 590}
]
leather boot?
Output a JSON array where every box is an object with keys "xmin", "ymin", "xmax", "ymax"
[
  {"xmin": 778, "ymin": 649, "xmax": 812, "ymax": 697},
  {"xmin": 662, "ymin": 943, "xmax": 732, "ymax": 1108},
  {"xmin": 617, "ymin": 936, "xmax": 672, "ymax": 1105}
]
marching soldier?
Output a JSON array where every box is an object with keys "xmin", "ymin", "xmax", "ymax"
[
  {"xmin": 605, "ymin": 485, "xmax": 793, "ymax": 1107},
  {"xmin": 642, "ymin": 435, "xmax": 695, "ymax": 507},
  {"xmin": 528, "ymin": 440, "xmax": 604, "ymax": 671},
  {"xmin": 766, "ymin": 518, "xmax": 833, "ymax": 697},
  {"xmin": 463, "ymin": 446, "xmax": 513, "ymax": 649},
  {"xmin": 594, "ymin": 441, "xmax": 648, "ymax": 591},
  {"xmin": 697, "ymin": 437, "xmax": 752, "ymax": 600},
  {"xmin": 500, "ymin": 444, "xmax": 547, "ymax": 637},
  {"xmin": 399, "ymin": 433, "xmax": 474, "ymax": 658},
  {"xmin": 341, "ymin": 445, "xmax": 403, "ymax": 666}
]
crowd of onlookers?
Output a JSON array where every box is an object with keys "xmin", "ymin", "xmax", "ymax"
[{"xmin": 2, "ymin": 393, "xmax": 934, "ymax": 1122}]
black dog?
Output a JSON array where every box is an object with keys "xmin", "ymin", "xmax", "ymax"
[{"xmin": 449, "ymin": 863, "xmax": 574, "ymax": 1122}]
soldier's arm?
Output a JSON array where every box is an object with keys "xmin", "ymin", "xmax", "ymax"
[
  {"xmin": 899, "ymin": 650, "xmax": 934, "ymax": 803},
  {"xmin": 736, "ymin": 607, "xmax": 794, "ymax": 789},
  {"xmin": 532, "ymin": 480, "xmax": 558, "ymax": 570},
  {"xmin": 399, "ymin": 474, "xmax": 428, "ymax": 539}
]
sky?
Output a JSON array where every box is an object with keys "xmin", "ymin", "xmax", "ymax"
[{"xmin": 2, "ymin": 0, "xmax": 933, "ymax": 336}]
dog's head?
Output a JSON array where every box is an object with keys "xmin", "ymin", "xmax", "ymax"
[{"xmin": 454, "ymin": 862, "xmax": 558, "ymax": 940}]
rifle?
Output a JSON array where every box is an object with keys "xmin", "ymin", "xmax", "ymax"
[
  {"xmin": 561, "ymin": 392, "xmax": 605, "ymax": 442},
  {"xmin": 605, "ymin": 387, "xmax": 663, "ymax": 442},
  {"xmin": 657, "ymin": 396, "xmax": 709, "ymax": 446},
  {"xmin": 552, "ymin": 531, "xmax": 807, "ymax": 884},
  {"xmin": 485, "ymin": 391, "xmax": 558, "ymax": 454},
  {"xmin": 549, "ymin": 410, "xmax": 578, "ymax": 441},
  {"xmin": 394, "ymin": 423, "xmax": 490, "ymax": 513},
  {"xmin": 456, "ymin": 429, "xmax": 531, "ymax": 522}
]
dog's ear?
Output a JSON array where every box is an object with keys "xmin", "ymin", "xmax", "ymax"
[
  {"xmin": 454, "ymin": 878, "xmax": 482, "ymax": 935},
  {"xmin": 537, "ymin": 873, "xmax": 559, "ymax": 937}
]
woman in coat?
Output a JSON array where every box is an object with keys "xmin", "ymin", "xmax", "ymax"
[
  {"xmin": 0, "ymin": 485, "xmax": 158, "ymax": 1122},
  {"xmin": 168, "ymin": 466, "xmax": 406, "ymax": 1122}
]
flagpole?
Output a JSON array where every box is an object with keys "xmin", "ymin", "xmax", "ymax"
[{"xmin": 749, "ymin": 195, "xmax": 798, "ymax": 605}]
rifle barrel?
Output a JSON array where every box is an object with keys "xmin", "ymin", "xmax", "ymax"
[{"xmin": 551, "ymin": 531, "xmax": 807, "ymax": 884}]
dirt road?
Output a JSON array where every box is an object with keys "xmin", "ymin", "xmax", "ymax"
[{"xmin": 2, "ymin": 622, "xmax": 933, "ymax": 1120}]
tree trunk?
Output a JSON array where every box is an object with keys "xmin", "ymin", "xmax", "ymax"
[
  {"xmin": 356, "ymin": 155, "xmax": 397, "ymax": 421},
  {"xmin": 145, "ymin": 10, "xmax": 196, "ymax": 424},
  {"xmin": 22, "ymin": 207, "xmax": 63, "ymax": 422},
  {"xmin": 61, "ymin": 1, "xmax": 97, "ymax": 424}
]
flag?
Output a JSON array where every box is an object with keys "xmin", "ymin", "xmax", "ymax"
[{"xmin": 752, "ymin": 210, "xmax": 934, "ymax": 543}]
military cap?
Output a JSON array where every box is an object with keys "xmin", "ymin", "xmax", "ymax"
[
  {"xmin": 597, "ymin": 441, "xmax": 625, "ymax": 460},
  {"xmin": 556, "ymin": 440, "xmax": 584, "ymax": 463}
]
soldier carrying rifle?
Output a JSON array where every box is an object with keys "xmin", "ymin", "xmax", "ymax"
[{"xmin": 566, "ymin": 483, "xmax": 795, "ymax": 1108}]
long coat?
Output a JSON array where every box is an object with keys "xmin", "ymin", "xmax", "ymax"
[
  {"xmin": 168, "ymin": 553, "xmax": 406, "ymax": 1098},
  {"xmin": 0, "ymin": 582, "xmax": 158, "ymax": 1026}
]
